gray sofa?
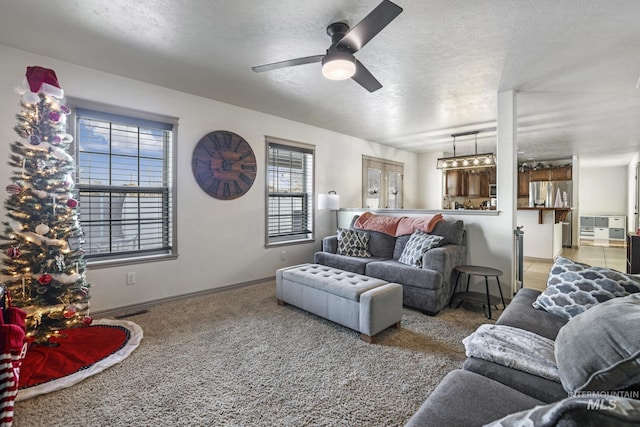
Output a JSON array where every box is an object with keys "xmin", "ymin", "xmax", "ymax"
[
  {"xmin": 405, "ymin": 257, "xmax": 640, "ymax": 426},
  {"xmin": 314, "ymin": 216, "xmax": 466, "ymax": 315}
]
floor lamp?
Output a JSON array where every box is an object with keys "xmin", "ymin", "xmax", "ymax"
[{"xmin": 318, "ymin": 191, "xmax": 341, "ymax": 230}]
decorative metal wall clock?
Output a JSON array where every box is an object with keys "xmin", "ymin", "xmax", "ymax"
[{"xmin": 192, "ymin": 131, "xmax": 257, "ymax": 200}]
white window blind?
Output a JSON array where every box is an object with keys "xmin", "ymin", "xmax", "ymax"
[
  {"xmin": 266, "ymin": 139, "xmax": 314, "ymax": 245},
  {"xmin": 75, "ymin": 108, "xmax": 174, "ymax": 259}
]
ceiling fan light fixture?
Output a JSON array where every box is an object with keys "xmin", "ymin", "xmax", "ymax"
[
  {"xmin": 322, "ymin": 51, "xmax": 356, "ymax": 80},
  {"xmin": 252, "ymin": 1, "xmax": 402, "ymax": 91}
]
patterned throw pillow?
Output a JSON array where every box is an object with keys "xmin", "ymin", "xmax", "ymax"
[
  {"xmin": 532, "ymin": 256, "xmax": 640, "ymax": 319},
  {"xmin": 398, "ymin": 230, "xmax": 443, "ymax": 267},
  {"xmin": 337, "ymin": 228, "xmax": 371, "ymax": 258}
]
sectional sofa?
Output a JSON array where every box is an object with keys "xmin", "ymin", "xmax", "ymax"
[
  {"xmin": 406, "ymin": 257, "xmax": 640, "ymax": 426},
  {"xmin": 314, "ymin": 213, "xmax": 466, "ymax": 315}
]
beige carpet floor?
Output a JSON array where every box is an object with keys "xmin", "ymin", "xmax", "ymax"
[{"xmin": 14, "ymin": 280, "xmax": 496, "ymax": 427}]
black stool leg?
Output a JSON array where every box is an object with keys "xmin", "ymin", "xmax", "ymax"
[
  {"xmin": 484, "ymin": 275, "xmax": 492, "ymax": 319},
  {"xmin": 496, "ymin": 276, "xmax": 506, "ymax": 310}
]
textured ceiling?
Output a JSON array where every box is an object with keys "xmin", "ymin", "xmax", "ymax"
[{"xmin": 1, "ymin": 0, "xmax": 639, "ymax": 163}]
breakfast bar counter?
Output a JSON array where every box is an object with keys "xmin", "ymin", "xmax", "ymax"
[
  {"xmin": 517, "ymin": 207, "xmax": 572, "ymax": 260},
  {"xmin": 517, "ymin": 207, "xmax": 571, "ymax": 224}
]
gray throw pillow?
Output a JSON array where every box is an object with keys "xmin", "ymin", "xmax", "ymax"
[
  {"xmin": 336, "ymin": 228, "xmax": 371, "ymax": 258},
  {"xmin": 430, "ymin": 219, "xmax": 464, "ymax": 245},
  {"xmin": 398, "ymin": 230, "xmax": 443, "ymax": 267},
  {"xmin": 555, "ymin": 293, "xmax": 640, "ymax": 393},
  {"xmin": 484, "ymin": 396, "xmax": 640, "ymax": 427},
  {"xmin": 532, "ymin": 257, "xmax": 640, "ymax": 319}
]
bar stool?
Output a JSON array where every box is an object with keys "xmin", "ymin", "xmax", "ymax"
[{"xmin": 449, "ymin": 265, "xmax": 506, "ymax": 319}]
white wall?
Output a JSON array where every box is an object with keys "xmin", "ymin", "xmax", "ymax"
[
  {"xmin": 0, "ymin": 45, "xmax": 417, "ymax": 312},
  {"xmin": 417, "ymin": 151, "xmax": 444, "ymax": 209},
  {"xmin": 578, "ymin": 165, "xmax": 628, "ymax": 216}
]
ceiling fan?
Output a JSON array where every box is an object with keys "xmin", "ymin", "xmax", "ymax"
[{"xmin": 251, "ymin": 0, "xmax": 403, "ymax": 92}]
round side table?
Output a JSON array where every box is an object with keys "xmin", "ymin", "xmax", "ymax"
[{"xmin": 449, "ymin": 265, "xmax": 506, "ymax": 319}]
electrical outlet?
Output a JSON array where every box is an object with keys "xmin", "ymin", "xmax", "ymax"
[
  {"xmin": 280, "ymin": 250, "xmax": 286, "ymax": 260},
  {"xmin": 126, "ymin": 272, "xmax": 136, "ymax": 285}
]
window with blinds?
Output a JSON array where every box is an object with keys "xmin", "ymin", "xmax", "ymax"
[
  {"xmin": 74, "ymin": 108, "xmax": 175, "ymax": 260},
  {"xmin": 266, "ymin": 138, "xmax": 314, "ymax": 245}
]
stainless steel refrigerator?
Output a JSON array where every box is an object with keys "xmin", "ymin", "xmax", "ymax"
[
  {"xmin": 529, "ymin": 180, "xmax": 573, "ymax": 247},
  {"xmin": 529, "ymin": 180, "xmax": 572, "ymax": 208}
]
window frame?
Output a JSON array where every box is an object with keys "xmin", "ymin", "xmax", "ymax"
[
  {"xmin": 265, "ymin": 136, "xmax": 315, "ymax": 247},
  {"xmin": 69, "ymin": 99, "xmax": 179, "ymax": 267}
]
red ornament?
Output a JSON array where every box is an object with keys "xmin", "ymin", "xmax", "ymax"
[
  {"xmin": 66, "ymin": 198, "xmax": 78, "ymax": 208},
  {"xmin": 63, "ymin": 306, "xmax": 77, "ymax": 319},
  {"xmin": 6, "ymin": 246, "xmax": 21, "ymax": 259},
  {"xmin": 82, "ymin": 316, "xmax": 93, "ymax": 326},
  {"xmin": 38, "ymin": 274, "xmax": 52, "ymax": 285}
]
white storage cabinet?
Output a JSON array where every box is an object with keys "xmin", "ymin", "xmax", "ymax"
[{"xmin": 579, "ymin": 215, "xmax": 626, "ymax": 244}]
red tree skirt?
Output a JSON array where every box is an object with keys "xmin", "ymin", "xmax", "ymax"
[{"xmin": 17, "ymin": 319, "xmax": 143, "ymax": 401}]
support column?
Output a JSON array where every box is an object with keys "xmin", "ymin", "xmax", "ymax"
[{"xmin": 497, "ymin": 90, "xmax": 518, "ymax": 295}]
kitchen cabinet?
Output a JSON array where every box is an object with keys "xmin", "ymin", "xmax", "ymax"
[
  {"xmin": 467, "ymin": 172, "xmax": 482, "ymax": 197},
  {"xmin": 550, "ymin": 166, "xmax": 572, "ymax": 180},
  {"xmin": 445, "ymin": 170, "xmax": 465, "ymax": 196},
  {"xmin": 529, "ymin": 169, "xmax": 550, "ymax": 181},
  {"xmin": 518, "ymin": 171, "xmax": 530, "ymax": 197},
  {"xmin": 445, "ymin": 167, "xmax": 494, "ymax": 198},
  {"xmin": 488, "ymin": 168, "xmax": 496, "ymax": 185},
  {"xmin": 527, "ymin": 166, "xmax": 573, "ymax": 182},
  {"xmin": 480, "ymin": 172, "xmax": 491, "ymax": 197}
]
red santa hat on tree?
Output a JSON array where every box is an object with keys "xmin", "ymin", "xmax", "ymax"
[{"xmin": 25, "ymin": 66, "xmax": 64, "ymax": 99}]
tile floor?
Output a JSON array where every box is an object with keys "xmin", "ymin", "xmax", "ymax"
[{"xmin": 523, "ymin": 246, "xmax": 627, "ymax": 291}]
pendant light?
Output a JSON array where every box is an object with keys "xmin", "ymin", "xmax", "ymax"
[{"xmin": 436, "ymin": 131, "xmax": 496, "ymax": 170}]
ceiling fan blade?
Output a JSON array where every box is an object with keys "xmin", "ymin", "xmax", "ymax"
[
  {"xmin": 252, "ymin": 55, "xmax": 324, "ymax": 73},
  {"xmin": 336, "ymin": 0, "xmax": 403, "ymax": 52},
  {"xmin": 352, "ymin": 60, "xmax": 382, "ymax": 92}
]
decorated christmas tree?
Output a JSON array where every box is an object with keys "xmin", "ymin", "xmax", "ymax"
[{"xmin": 0, "ymin": 66, "xmax": 91, "ymax": 343}]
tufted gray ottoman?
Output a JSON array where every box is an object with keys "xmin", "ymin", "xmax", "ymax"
[{"xmin": 276, "ymin": 263, "xmax": 403, "ymax": 343}]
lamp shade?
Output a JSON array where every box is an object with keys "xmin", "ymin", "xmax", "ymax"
[{"xmin": 318, "ymin": 192, "xmax": 340, "ymax": 210}]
